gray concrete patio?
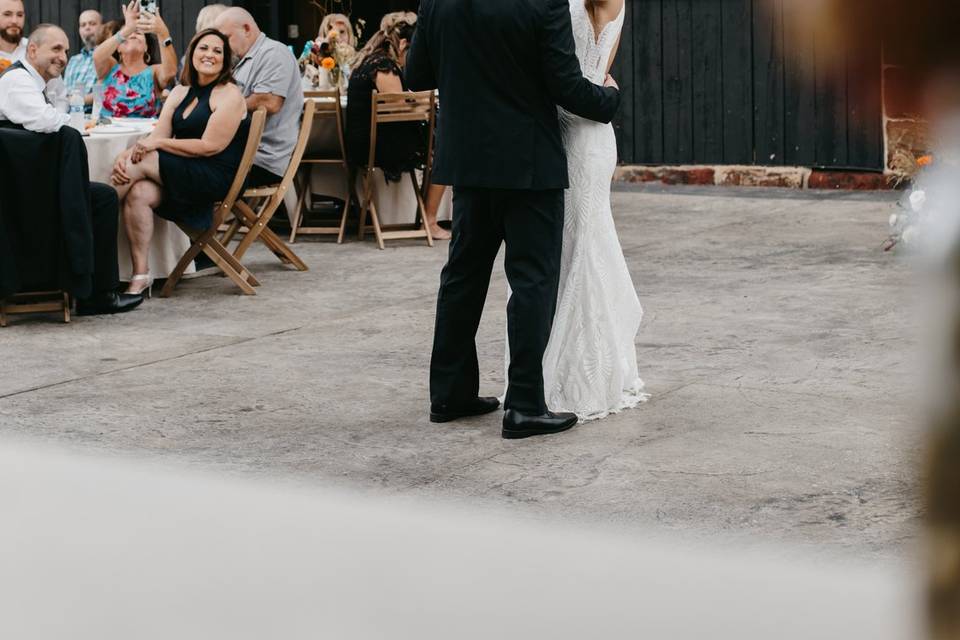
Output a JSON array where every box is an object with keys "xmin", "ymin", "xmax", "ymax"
[{"xmin": 0, "ymin": 185, "xmax": 921, "ymax": 559}]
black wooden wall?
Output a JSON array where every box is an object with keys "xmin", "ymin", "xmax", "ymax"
[
  {"xmin": 611, "ymin": 0, "xmax": 884, "ymax": 169},
  {"xmin": 23, "ymin": 0, "xmax": 885, "ymax": 170},
  {"xmin": 21, "ymin": 0, "xmax": 236, "ymax": 61}
]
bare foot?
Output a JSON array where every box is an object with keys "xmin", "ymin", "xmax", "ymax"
[{"xmin": 429, "ymin": 224, "xmax": 451, "ymax": 240}]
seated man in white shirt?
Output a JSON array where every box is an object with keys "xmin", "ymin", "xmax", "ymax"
[
  {"xmin": 0, "ymin": 24, "xmax": 144, "ymax": 315},
  {"xmin": 0, "ymin": 24, "xmax": 71, "ymax": 132},
  {"xmin": 0, "ymin": 0, "xmax": 67, "ymax": 111}
]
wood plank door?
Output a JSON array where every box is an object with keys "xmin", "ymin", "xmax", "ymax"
[{"xmin": 616, "ymin": 0, "xmax": 883, "ymax": 170}]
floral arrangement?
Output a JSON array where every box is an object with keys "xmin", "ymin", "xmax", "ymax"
[
  {"xmin": 300, "ymin": 26, "xmax": 357, "ymax": 90},
  {"xmin": 885, "ymin": 155, "xmax": 934, "ymax": 251},
  {"xmin": 885, "ymin": 149, "xmax": 960, "ymax": 257}
]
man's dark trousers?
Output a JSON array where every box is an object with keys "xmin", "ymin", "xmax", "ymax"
[
  {"xmin": 89, "ymin": 182, "xmax": 121, "ymax": 295},
  {"xmin": 430, "ymin": 188, "xmax": 563, "ymax": 416}
]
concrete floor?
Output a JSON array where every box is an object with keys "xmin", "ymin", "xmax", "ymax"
[{"xmin": 0, "ymin": 185, "xmax": 921, "ymax": 558}]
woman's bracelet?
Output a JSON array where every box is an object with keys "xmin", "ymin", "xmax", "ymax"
[{"xmin": 114, "ymin": 31, "xmax": 126, "ymax": 45}]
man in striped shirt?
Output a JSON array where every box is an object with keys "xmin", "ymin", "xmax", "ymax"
[{"xmin": 64, "ymin": 9, "xmax": 101, "ymax": 109}]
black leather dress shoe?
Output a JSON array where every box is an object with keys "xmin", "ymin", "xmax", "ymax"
[
  {"xmin": 75, "ymin": 291, "xmax": 144, "ymax": 316},
  {"xmin": 430, "ymin": 396, "xmax": 501, "ymax": 423},
  {"xmin": 502, "ymin": 409, "xmax": 578, "ymax": 439}
]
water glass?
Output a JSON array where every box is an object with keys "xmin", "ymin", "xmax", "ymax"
[{"xmin": 91, "ymin": 83, "xmax": 104, "ymax": 124}]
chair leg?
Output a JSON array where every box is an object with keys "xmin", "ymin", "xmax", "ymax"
[
  {"xmin": 337, "ymin": 196, "xmax": 350, "ymax": 245},
  {"xmin": 258, "ymin": 227, "xmax": 309, "ymax": 271},
  {"xmin": 231, "ymin": 199, "xmax": 308, "ymax": 271},
  {"xmin": 221, "ymin": 217, "xmax": 242, "ymax": 247},
  {"xmin": 231, "ymin": 199, "xmax": 276, "ymax": 262},
  {"xmin": 62, "ymin": 292, "xmax": 70, "ymax": 323},
  {"xmin": 209, "ymin": 238, "xmax": 261, "ymax": 287},
  {"xmin": 358, "ymin": 170, "xmax": 373, "ymax": 240},
  {"xmin": 2, "ymin": 300, "xmax": 9, "ymax": 327},
  {"xmin": 337, "ymin": 167, "xmax": 353, "ymax": 245},
  {"xmin": 290, "ymin": 171, "xmax": 309, "ymax": 244},
  {"xmin": 232, "ymin": 215, "xmax": 266, "ymax": 262},
  {"xmin": 221, "ymin": 196, "xmax": 263, "ymax": 248},
  {"xmin": 410, "ymin": 170, "xmax": 434, "ymax": 248},
  {"xmin": 204, "ymin": 242, "xmax": 257, "ymax": 295},
  {"xmin": 161, "ymin": 232, "xmax": 209, "ymax": 297},
  {"xmin": 367, "ymin": 197, "xmax": 386, "ymax": 251}
]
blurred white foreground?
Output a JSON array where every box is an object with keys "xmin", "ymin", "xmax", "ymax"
[{"xmin": 0, "ymin": 441, "xmax": 918, "ymax": 639}]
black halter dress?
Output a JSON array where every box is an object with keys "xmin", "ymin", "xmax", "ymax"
[{"xmin": 156, "ymin": 82, "xmax": 249, "ymax": 230}]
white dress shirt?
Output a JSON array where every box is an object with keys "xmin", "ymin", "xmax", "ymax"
[
  {"xmin": 0, "ymin": 38, "xmax": 68, "ymax": 114},
  {"xmin": 0, "ymin": 59, "xmax": 71, "ymax": 133}
]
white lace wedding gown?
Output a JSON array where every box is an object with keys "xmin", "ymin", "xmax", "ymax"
[{"xmin": 506, "ymin": 1, "xmax": 648, "ymax": 421}]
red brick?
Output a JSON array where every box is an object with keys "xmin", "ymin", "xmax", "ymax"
[
  {"xmin": 717, "ymin": 168, "xmax": 806, "ymax": 188},
  {"xmin": 634, "ymin": 169, "xmax": 660, "ymax": 183},
  {"xmin": 613, "ymin": 167, "xmax": 660, "ymax": 183},
  {"xmin": 661, "ymin": 168, "xmax": 715, "ymax": 185},
  {"xmin": 808, "ymin": 170, "xmax": 893, "ymax": 191}
]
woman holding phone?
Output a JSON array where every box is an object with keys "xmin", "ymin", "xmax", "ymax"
[{"xmin": 93, "ymin": 0, "xmax": 177, "ymax": 118}]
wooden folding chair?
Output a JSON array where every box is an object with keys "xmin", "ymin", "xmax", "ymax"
[
  {"xmin": 160, "ymin": 108, "xmax": 268, "ymax": 297},
  {"xmin": 0, "ymin": 291, "xmax": 70, "ymax": 326},
  {"xmin": 357, "ymin": 90, "xmax": 436, "ymax": 250},
  {"xmin": 289, "ymin": 90, "xmax": 352, "ymax": 243},
  {"xmin": 221, "ymin": 103, "xmax": 312, "ymax": 271}
]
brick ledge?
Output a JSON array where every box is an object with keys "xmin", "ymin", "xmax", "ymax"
[{"xmin": 614, "ymin": 165, "xmax": 897, "ymax": 190}]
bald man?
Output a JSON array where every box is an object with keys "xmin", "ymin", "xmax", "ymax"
[
  {"xmin": 65, "ymin": 9, "xmax": 102, "ymax": 107},
  {"xmin": 0, "ymin": 24, "xmax": 70, "ymax": 132},
  {"xmin": 214, "ymin": 7, "xmax": 303, "ymax": 187}
]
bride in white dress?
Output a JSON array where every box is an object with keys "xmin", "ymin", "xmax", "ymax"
[{"xmin": 507, "ymin": 0, "xmax": 648, "ymax": 422}]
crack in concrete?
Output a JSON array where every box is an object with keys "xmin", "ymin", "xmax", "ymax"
[
  {"xmin": 0, "ymin": 325, "xmax": 306, "ymax": 403},
  {"xmin": 646, "ymin": 468, "xmax": 775, "ymax": 477},
  {"xmin": 743, "ymin": 430, "xmax": 829, "ymax": 437}
]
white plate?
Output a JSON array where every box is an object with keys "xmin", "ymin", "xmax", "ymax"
[
  {"xmin": 112, "ymin": 117, "xmax": 157, "ymax": 128},
  {"xmin": 88, "ymin": 125, "xmax": 139, "ymax": 135}
]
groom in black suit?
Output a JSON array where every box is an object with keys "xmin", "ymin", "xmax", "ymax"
[{"xmin": 406, "ymin": 0, "xmax": 621, "ymax": 439}]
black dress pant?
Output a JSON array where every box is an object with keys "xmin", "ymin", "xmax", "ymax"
[
  {"xmin": 89, "ymin": 182, "xmax": 120, "ymax": 295},
  {"xmin": 430, "ymin": 187, "xmax": 563, "ymax": 415},
  {"xmin": 246, "ymin": 164, "xmax": 283, "ymax": 188}
]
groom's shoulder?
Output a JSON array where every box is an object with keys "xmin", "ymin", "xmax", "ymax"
[{"xmin": 434, "ymin": 0, "xmax": 547, "ymax": 20}]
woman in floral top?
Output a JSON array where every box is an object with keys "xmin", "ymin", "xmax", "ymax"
[{"xmin": 93, "ymin": 1, "xmax": 177, "ymax": 118}]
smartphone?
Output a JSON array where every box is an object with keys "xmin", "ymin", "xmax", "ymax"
[{"xmin": 139, "ymin": 0, "xmax": 157, "ymax": 15}]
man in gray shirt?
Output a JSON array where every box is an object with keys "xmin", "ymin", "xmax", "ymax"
[{"xmin": 215, "ymin": 8, "xmax": 303, "ymax": 187}]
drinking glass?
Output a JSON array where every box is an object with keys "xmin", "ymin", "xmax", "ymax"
[{"xmin": 91, "ymin": 83, "xmax": 104, "ymax": 125}]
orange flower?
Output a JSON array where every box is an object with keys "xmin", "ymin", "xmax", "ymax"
[
  {"xmin": 321, "ymin": 57, "xmax": 336, "ymax": 70},
  {"xmin": 0, "ymin": 58, "xmax": 11, "ymax": 72},
  {"xmin": 917, "ymin": 155, "xmax": 934, "ymax": 167}
]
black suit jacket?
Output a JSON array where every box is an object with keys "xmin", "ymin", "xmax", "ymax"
[
  {"xmin": 0, "ymin": 124, "xmax": 95, "ymax": 299},
  {"xmin": 405, "ymin": 0, "xmax": 621, "ymax": 190}
]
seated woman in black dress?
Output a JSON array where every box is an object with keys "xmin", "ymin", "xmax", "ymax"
[
  {"xmin": 110, "ymin": 28, "xmax": 249, "ymax": 296},
  {"xmin": 346, "ymin": 19, "xmax": 450, "ymax": 240}
]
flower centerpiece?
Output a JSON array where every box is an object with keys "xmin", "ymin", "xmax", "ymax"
[
  {"xmin": 300, "ymin": 27, "xmax": 356, "ymax": 91},
  {"xmin": 886, "ymin": 155, "xmax": 935, "ymax": 251},
  {"xmin": 885, "ymin": 147, "xmax": 960, "ymax": 257}
]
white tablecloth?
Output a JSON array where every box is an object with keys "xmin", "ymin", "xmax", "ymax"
[
  {"xmin": 300, "ymin": 97, "xmax": 452, "ymax": 228},
  {"xmin": 83, "ymin": 121, "xmax": 193, "ymax": 280}
]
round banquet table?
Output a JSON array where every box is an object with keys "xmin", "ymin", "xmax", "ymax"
[{"xmin": 82, "ymin": 120, "xmax": 194, "ymax": 280}]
